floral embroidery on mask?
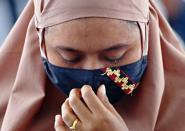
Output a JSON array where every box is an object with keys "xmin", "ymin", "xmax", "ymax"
[{"xmin": 101, "ymin": 67, "xmax": 136, "ymax": 94}]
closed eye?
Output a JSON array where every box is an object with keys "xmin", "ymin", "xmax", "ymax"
[
  {"xmin": 102, "ymin": 54, "xmax": 124, "ymax": 63},
  {"xmin": 62, "ymin": 56, "xmax": 83, "ymax": 64}
]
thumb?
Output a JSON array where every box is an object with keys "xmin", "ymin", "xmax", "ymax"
[{"xmin": 54, "ymin": 115, "xmax": 68, "ymax": 131}]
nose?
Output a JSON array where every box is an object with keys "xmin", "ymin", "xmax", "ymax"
[{"xmin": 82, "ymin": 56, "xmax": 104, "ymax": 69}]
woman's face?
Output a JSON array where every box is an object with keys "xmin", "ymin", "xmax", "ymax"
[{"xmin": 44, "ymin": 18, "xmax": 142, "ymax": 69}]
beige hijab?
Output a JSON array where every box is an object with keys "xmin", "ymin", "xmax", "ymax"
[{"xmin": 0, "ymin": 0, "xmax": 185, "ymax": 131}]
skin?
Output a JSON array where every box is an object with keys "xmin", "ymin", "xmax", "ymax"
[
  {"xmin": 44, "ymin": 18, "xmax": 141, "ymax": 69},
  {"xmin": 55, "ymin": 85, "xmax": 129, "ymax": 131},
  {"xmin": 44, "ymin": 18, "xmax": 142, "ymax": 131}
]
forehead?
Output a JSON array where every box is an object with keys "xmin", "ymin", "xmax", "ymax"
[
  {"xmin": 46, "ymin": 18, "xmax": 138, "ymax": 35},
  {"xmin": 45, "ymin": 18, "xmax": 140, "ymax": 51}
]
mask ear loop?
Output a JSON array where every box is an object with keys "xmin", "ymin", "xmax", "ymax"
[
  {"xmin": 36, "ymin": 27, "xmax": 48, "ymax": 59},
  {"xmin": 137, "ymin": 22, "xmax": 149, "ymax": 57}
]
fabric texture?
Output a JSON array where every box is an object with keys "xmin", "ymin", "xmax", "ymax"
[
  {"xmin": 41, "ymin": 56, "xmax": 147, "ymax": 104},
  {"xmin": 0, "ymin": 0, "xmax": 185, "ymax": 131}
]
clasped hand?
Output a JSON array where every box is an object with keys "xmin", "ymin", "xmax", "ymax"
[{"xmin": 54, "ymin": 85, "xmax": 129, "ymax": 131}]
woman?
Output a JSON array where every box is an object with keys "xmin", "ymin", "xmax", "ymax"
[
  {"xmin": 0, "ymin": 0, "xmax": 185, "ymax": 131},
  {"xmin": 45, "ymin": 17, "xmax": 146, "ymax": 131}
]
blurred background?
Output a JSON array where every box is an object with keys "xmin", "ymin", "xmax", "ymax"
[
  {"xmin": 0, "ymin": 0, "xmax": 185, "ymax": 47},
  {"xmin": 0, "ymin": 0, "xmax": 27, "ymax": 46}
]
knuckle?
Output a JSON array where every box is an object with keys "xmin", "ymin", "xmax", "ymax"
[
  {"xmin": 70, "ymin": 88, "xmax": 77, "ymax": 95},
  {"xmin": 69, "ymin": 88, "xmax": 80, "ymax": 106},
  {"xmin": 62, "ymin": 111, "xmax": 70, "ymax": 122},
  {"xmin": 61, "ymin": 101, "xmax": 66, "ymax": 111},
  {"xmin": 103, "ymin": 96, "xmax": 110, "ymax": 104},
  {"xmin": 81, "ymin": 85, "xmax": 92, "ymax": 98},
  {"xmin": 69, "ymin": 95, "xmax": 78, "ymax": 106},
  {"xmin": 61, "ymin": 101, "xmax": 68, "ymax": 114}
]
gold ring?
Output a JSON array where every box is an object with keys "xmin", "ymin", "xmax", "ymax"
[{"xmin": 69, "ymin": 119, "xmax": 78, "ymax": 130}]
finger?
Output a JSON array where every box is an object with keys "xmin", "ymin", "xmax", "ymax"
[
  {"xmin": 54, "ymin": 115, "xmax": 68, "ymax": 131},
  {"xmin": 68, "ymin": 88, "xmax": 91, "ymax": 122},
  {"xmin": 81, "ymin": 85, "xmax": 108, "ymax": 114},
  {"xmin": 97, "ymin": 85, "xmax": 117, "ymax": 112},
  {"xmin": 61, "ymin": 98, "xmax": 78, "ymax": 127},
  {"xmin": 97, "ymin": 85, "xmax": 123, "ymax": 118}
]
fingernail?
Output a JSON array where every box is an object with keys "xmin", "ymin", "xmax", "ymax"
[
  {"xmin": 100, "ymin": 84, "xmax": 106, "ymax": 95},
  {"xmin": 82, "ymin": 85, "xmax": 92, "ymax": 90},
  {"xmin": 85, "ymin": 85, "xmax": 91, "ymax": 88}
]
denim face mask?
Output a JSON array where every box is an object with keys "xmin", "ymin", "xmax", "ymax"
[{"xmin": 41, "ymin": 56, "xmax": 147, "ymax": 104}]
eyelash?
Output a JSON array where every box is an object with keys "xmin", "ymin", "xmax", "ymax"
[
  {"xmin": 63, "ymin": 57, "xmax": 82, "ymax": 64},
  {"xmin": 103, "ymin": 55, "xmax": 124, "ymax": 63},
  {"xmin": 63, "ymin": 55, "xmax": 124, "ymax": 64}
]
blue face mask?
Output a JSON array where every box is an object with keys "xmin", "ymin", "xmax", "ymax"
[{"xmin": 41, "ymin": 56, "xmax": 147, "ymax": 104}]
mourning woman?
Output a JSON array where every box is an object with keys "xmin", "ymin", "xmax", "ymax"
[{"xmin": 0, "ymin": 0, "xmax": 185, "ymax": 131}]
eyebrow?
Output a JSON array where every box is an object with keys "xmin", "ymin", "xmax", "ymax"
[{"xmin": 56, "ymin": 43, "xmax": 129, "ymax": 53}]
